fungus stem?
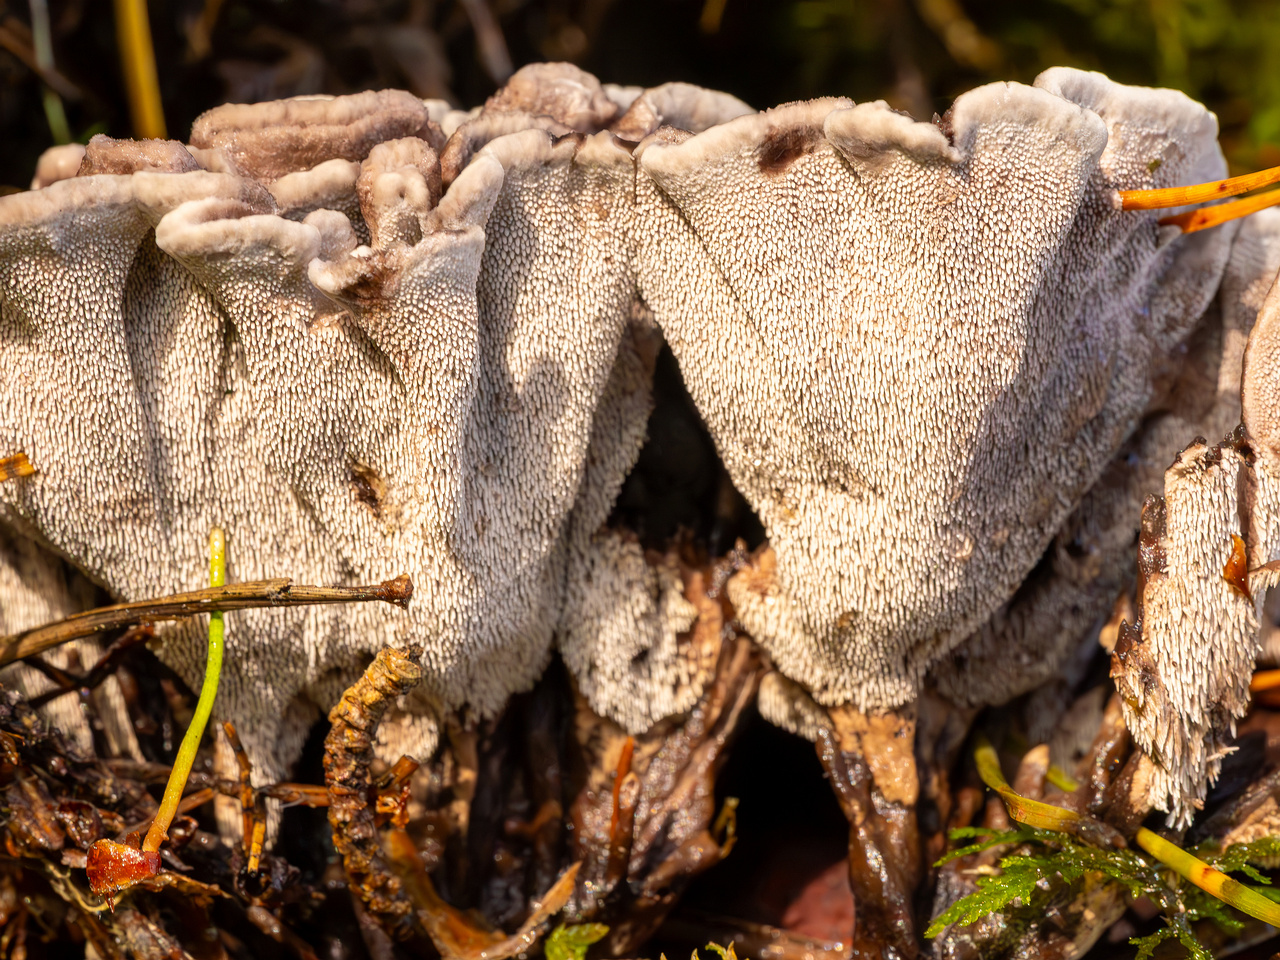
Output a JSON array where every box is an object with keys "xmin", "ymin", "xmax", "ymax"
[
  {"xmin": 113, "ymin": 0, "xmax": 166, "ymax": 139},
  {"xmin": 1119, "ymin": 165, "xmax": 1280, "ymax": 210},
  {"xmin": 975, "ymin": 737, "xmax": 1280, "ymax": 928},
  {"xmin": 142, "ymin": 528, "xmax": 224, "ymax": 853}
]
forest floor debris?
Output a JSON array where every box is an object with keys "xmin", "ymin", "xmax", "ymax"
[{"xmin": 5, "ymin": 558, "xmax": 1280, "ymax": 958}]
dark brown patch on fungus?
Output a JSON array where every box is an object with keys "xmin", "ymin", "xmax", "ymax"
[
  {"xmin": 1136, "ymin": 493, "xmax": 1169, "ymax": 592},
  {"xmin": 1111, "ymin": 494, "xmax": 1167, "ymax": 695},
  {"xmin": 757, "ymin": 124, "xmax": 824, "ymax": 176},
  {"xmin": 932, "ymin": 106, "xmax": 956, "ymax": 145},
  {"xmin": 324, "ymin": 249, "xmax": 405, "ymax": 308},
  {"xmin": 350, "ymin": 462, "xmax": 386, "ymax": 519}
]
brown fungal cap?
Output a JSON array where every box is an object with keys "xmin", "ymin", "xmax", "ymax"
[
  {"xmin": 438, "ymin": 111, "xmax": 574, "ymax": 187},
  {"xmin": 267, "ymin": 158, "xmax": 366, "ymax": 242},
  {"xmin": 482, "ymin": 62, "xmax": 619, "ymax": 132},
  {"xmin": 76, "ymin": 134, "xmax": 202, "ymax": 177},
  {"xmin": 609, "ymin": 82, "xmax": 754, "ymax": 141},
  {"xmin": 190, "ymin": 89, "xmax": 441, "ymax": 181},
  {"xmin": 356, "ymin": 138, "xmax": 442, "ymax": 250}
]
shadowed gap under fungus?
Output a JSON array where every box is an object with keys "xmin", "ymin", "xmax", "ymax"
[
  {"xmin": 653, "ymin": 709, "xmax": 854, "ymax": 957},
  {"xmin": 610, "ymin": 341, "xmax": 765, "ymax": 555}
]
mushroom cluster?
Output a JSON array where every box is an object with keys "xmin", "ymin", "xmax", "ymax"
[{"xmin": 2, "ymin": 62, "xmax": 1279, "ymax": 841}]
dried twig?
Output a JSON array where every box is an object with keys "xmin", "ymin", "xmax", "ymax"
[
  {"xmin": 104, "ymin": 758, "xmax": 333, "ymax": 807},
  {"xmin": 324, "ymin": 644, "xmax": 424, "ymax": 941},
  {"xmin": 222, "ymin": 721, "xmax": 268, "ymax": 873},
  {"xmin": 0, "ymin": 575, "xmax": 413, "ymax": 667},
  {"xmin": 28, "ymin": 626, "xmax": 155, "ymax": 709}
]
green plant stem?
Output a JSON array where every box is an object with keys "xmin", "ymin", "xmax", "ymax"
[
  {"xmin": 142, "ymin": 528, "xmax": 224, "ymax": 853},
  {"xmin": 974, "ymin": 736, "xmax": 1280, "ymax": 929},
  {"xmin": 1135, "ymin": 827, "xmax": 1280, "ymax": 927}
]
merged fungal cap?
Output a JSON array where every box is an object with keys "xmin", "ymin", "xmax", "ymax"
[
  {"xmin": 0, "ymin": 71, "xmax": 649, "ymax": 793},
  {"xmin": 634, "ymin": 68, "xmax": 1233, "ymax": 725}
]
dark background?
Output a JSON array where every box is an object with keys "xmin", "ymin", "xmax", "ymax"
[{"xmin": 1, "ymin": 0, "xmax": 1278, "ymax": 190}]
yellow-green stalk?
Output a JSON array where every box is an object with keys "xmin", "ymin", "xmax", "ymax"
[
  {"xmin": 88, "ymin": 528, "xmax": 227, "ymax": 902},
  {"xmin": 975, "ymin": 737, "xmax": 1280, "ymax": 928},
  {"xmin": 143, "ymin": 527, "xmax": 224, "ymax": 853},
  {"xmin": 1134, "ymin": 827, "xmax": 1280, "ymax": 926},
  {"xmin": 1045, "ymin": 764, "xmax": 1079, "ymax": 793},
  {"xmin": 974, "ymin": 739, "xmax": 1089, "ymax": 832},
  {"xmin": 113, "ymin": 0, "xmax": 166, "ymax": 138}
]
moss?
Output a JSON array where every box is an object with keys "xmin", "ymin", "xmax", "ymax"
[
  {"xmin": 545, "ymin": 923, "xmax": 610, "ymax": 960},
  {"xmin": 927, "ymin": 826, "xmax": 1280, "ymax": 957}
]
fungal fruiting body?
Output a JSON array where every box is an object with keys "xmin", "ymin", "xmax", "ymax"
[{"xmin": 1, "ymin": 64, "xmax": 1278, "ymax": 835}]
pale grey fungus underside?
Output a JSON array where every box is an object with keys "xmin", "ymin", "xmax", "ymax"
[
  {"xmin": 642, "ymin": 70, "xmax": 1231, "ymax": 726},
  {"xmin": 1115, "ymin": 215, "xmax": 1280, "ymax": 825},
  {"xmin": 3, "ymin": 65, "xmax": 1278, "ymax": 825}
]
